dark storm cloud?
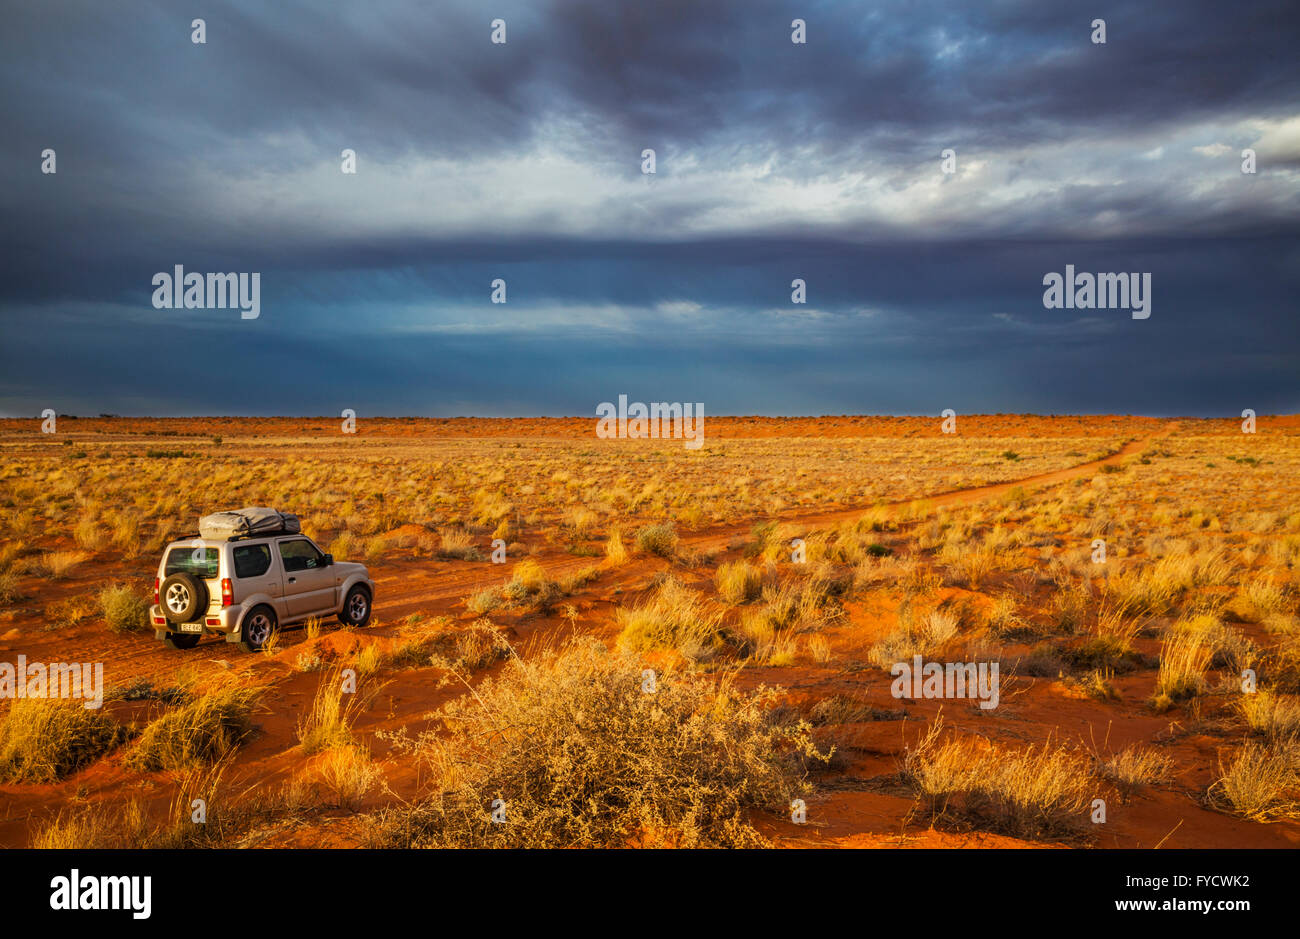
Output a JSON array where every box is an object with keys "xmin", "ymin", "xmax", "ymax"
[{"xmin": 0, "ymin": 0, "xmax": 1297, "ymax": 415}]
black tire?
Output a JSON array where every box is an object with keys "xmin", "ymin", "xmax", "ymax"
[
  {"xmin": 338, "ymin": 585, "xmax": 372, "ymax": 627},
  {"xmin": 238, "ymin": 604, "xmax": 277, "ymax": 652},
  {"xmin": 163, "ymin": 632, "xmax": 201, "ymax": 650},
  {"xmin": 160, "ymin": 573, "xmax": 207, "ymax": 624}
]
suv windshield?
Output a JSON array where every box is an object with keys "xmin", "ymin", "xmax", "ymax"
[{"xmin": 164, "ymin": 545, "xmax": 220, "ymax": 579}]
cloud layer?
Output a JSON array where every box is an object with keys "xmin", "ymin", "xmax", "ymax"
[{"xmin": 1, "ymin": 0, "xmax": 1297, "ymax": 415}]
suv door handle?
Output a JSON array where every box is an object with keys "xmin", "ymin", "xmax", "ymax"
[{"xmin": 287, "ymin": 577, "xmax": 296, "ymax": 584}]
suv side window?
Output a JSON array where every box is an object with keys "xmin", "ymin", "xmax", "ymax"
[
  {"xmin": 278, "ymin": 539, "xmax": 323, "ymax": 573},
  {"xmin": 165, "ymin": 546, "xmax": 220, "ymax": 579},
  {"xmin": 232, "ymin": 543, "xmax": 272, "ymax": 578}
]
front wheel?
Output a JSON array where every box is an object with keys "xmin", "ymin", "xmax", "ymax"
[
  {"xmin": 338, "ymin": 585, "xmax": 372, "ymax": 627},
  {"xmin": 239, "ymin": 605, "xmax": 278, "ymax": 653}
]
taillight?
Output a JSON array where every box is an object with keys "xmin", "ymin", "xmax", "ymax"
[
  {"xmin": 221, "ymin": 578, "xmax": 233, "ymax": 608},
  {"xmin": 154, "ymin": 577, "xmax": 160, "ymax": 605}
]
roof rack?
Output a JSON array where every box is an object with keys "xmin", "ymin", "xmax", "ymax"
[{"xmin": 173, "ymin": 531, "xmax": 280, "ymax": 543}]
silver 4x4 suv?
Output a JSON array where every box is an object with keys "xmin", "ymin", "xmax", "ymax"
[{"xmin": 150, "ymin": 532, "xmax": 375, "ymax": 652}]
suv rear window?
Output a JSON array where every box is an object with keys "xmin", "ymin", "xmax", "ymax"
[
  {"xmin": 164, "ymin": 545, "xmax": 220, "ymax": 579},
  {"xmin": 233, "ymin": 543, "xmax": 272, "ymax": 578}
]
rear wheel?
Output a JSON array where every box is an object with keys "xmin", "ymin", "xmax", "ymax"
[
  {"xmin": 338, "ymin": 585, "xmax": 372, "ymax": 627},
  {"xmin": 163, "ymin": 632, "xmax": 201, "ymax": 650},
  {"xmin": 239, "ymin": 605, "xmax": 277, "ymax": 652}
]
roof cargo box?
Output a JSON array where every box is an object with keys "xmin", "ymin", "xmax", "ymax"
[{"xmin": 198, "ymin": 507, "xmax": 301, "ymax": 541}]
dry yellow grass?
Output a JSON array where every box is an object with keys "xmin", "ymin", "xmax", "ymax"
[
  {"xmin": 604, "ymin": 527, "xmax": 627, "ymax": 565},
  {"xmin": 635, "ymin": 522, "xmax": 679, "ymax": 559},
  {"xmin": 0, "ymin": 697, "xmax": 122, "ymax": 783},
  {"xmin": 904, "ymin": 715, "xmax": 1093, "ymax": 838},
  {"xmin": 31, "ymin": 800, "xmax": 152, "ymax": 849},
  {"xmin": 715, "ymin": 560, "xmax": 763, "ymax": 605},
  {"xmin": 1153, "ymin": 630, "xmax": 1213, "ymax": 710},
  {"xmin": 1209, "ymin": 740, "xmax": 1299, "ymax": 820},
  {"xmin": 38, "ymin": 550, "xmax": 88, "ymax": 579},
  {"xmin": 313, "ymin": 745, "xmax": 384, "ymax": 810},
  {"xmin": 616, "ymin": 577, "xmax": 723, "ymax": 661},
  {"xmin": 1099, "ymin": 745, "xmax": 1174, "ymax": 803},
  {"xmin": 297, "ymin": 665, "xmax": 366, "ymax": 755},
  {"xmin": 368, "ymin": 637, "xmax": 828, "ymax": 848},
  {"xmin": 868, "ymin": 603, "xmax": 958, "ymax": 667},
  {"xmin": 125, "ymin": 683, "xmax": 262, "ymax": 771},
  {"xmin": 1238, "ymin": 690, "xmax": 1300, "ymax": 738}
]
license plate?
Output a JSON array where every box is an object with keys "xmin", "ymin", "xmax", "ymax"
[{"xmin": 178, "ymin": 623, "xmax": 203, "ymax": 633}]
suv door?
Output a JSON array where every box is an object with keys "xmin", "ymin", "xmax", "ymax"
[
  {"xmin": 229, "ymin": 541, "xmax": 283, "ymax": 615},
  {"xmin": 276, "ymin": 538, "xmax": 337, "ymax": 617}
]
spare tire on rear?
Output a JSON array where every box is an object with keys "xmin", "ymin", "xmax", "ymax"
[{"xmin": 160, "ymin": 573, "xmax": 208, "ymax": 623}]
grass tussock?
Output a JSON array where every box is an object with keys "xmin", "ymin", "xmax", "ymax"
[
  {"xmin": 867, "ymin": 602, "xmax": 959, "ymax": 667},
  {"xmin": 1238, "ymin": 690, "xmax": 1300, "ymax": 739},
  {"xmin": 367, "ymin": 638, "xmax": 828, "ymax": 847},
  {"xmin": 737, "ymin": 578, "xmax": 840, "ymax": 665},
  {"xmin": 903, "ymin": 715, "xmax": 1093, "ymax": 839},
  {"xmin": 388, "ymin": 616, "xmax": 511, "ymax": 671},
  {"xmin": 297, "ymin": 665, "xmax": 385, "ymax": 755},
  {"xmin": 0, "ymin": 697, "xmax": 122, "ymax": 783},
  {"xmin": 1152, "ymin": 630, "xmax": 1213, "ymax": 711},
  {"xmin": 39, "ymin": 550, "xmax": 89, "ymax": 580},
  {"xmin": 1069, "ymin": 606, "xmax": 1143, "ymax": 671},
  {"xmin": 808, "ymin": 694, "xmax": 906, "ymax": 725},
  {"xmin": 445, "ymin": 619, "xmax": 512, "ymax": 670},
  {"xmin": 501, "ymin": 558, "xmax": 561, "ymax": 612},
  {"xmin": 1099, "ymin": 745, "xmax": 1173, "ymax": 803},
  {"xmin": 437, "ymin": 528, "xmax": 483, "ymax": 561},
  {"xmin": 312, "ymin": 745, "xmax": 384, "ymax": 810},
  {"xmin": 715, "ymin": 560, "xmax": 764, "ymax": 605},
  {"xmin": 125, "ymin": 684, "xmax": 261, "ymax": 771},
  {"xmin": 604, "ymin": 527, "xmax": 628, "ymax": 565},
  {"xmin": 1208, "ymin": 739, "xmax": 1299, "ymax": 821},
  {"xmin": 100, "ymin": 583, "xmax": 150, "ymax": 633},
  {"xmin": 1177, "ymin": 613, "xmax": 1258, "ymax": 672},
  {"xmin": 0, "ymin": 570, "xmax": 21, "ymax": 604},
  {"xmin": 635, "ymin": 523, "xmax": 679, "ymax": 559},
  {"xmin": 465, "ymin": 585, "xmax": 504, "ymax": 615},
  {"xmin": 1230, "ymin": 579, "xmax": 1291, "ymax": 623},
  {"xmin": 616, "ymin": 577, "xmax": 723, "ymax": 661},
  {"xmin": 31, "ymin": 800, "xmax": 153, "ymax": 848},
  {"xmin": 32, "ymin": 757, "xmax": 299, "ymax": 848}
]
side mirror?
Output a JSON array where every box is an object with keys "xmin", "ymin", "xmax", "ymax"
[{"xmin": 323, "ymin": 554, "xmax": 334, "ymax": 566}]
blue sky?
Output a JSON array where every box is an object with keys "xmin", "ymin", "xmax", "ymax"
[{"xmin": 1, "ymin": 0, "xmax": 1297, "ymax": 416}]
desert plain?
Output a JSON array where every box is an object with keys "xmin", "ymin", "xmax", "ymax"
[{"xmin": 0, "ymin": 414, "xmax": 1298, "ymax": 849}]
